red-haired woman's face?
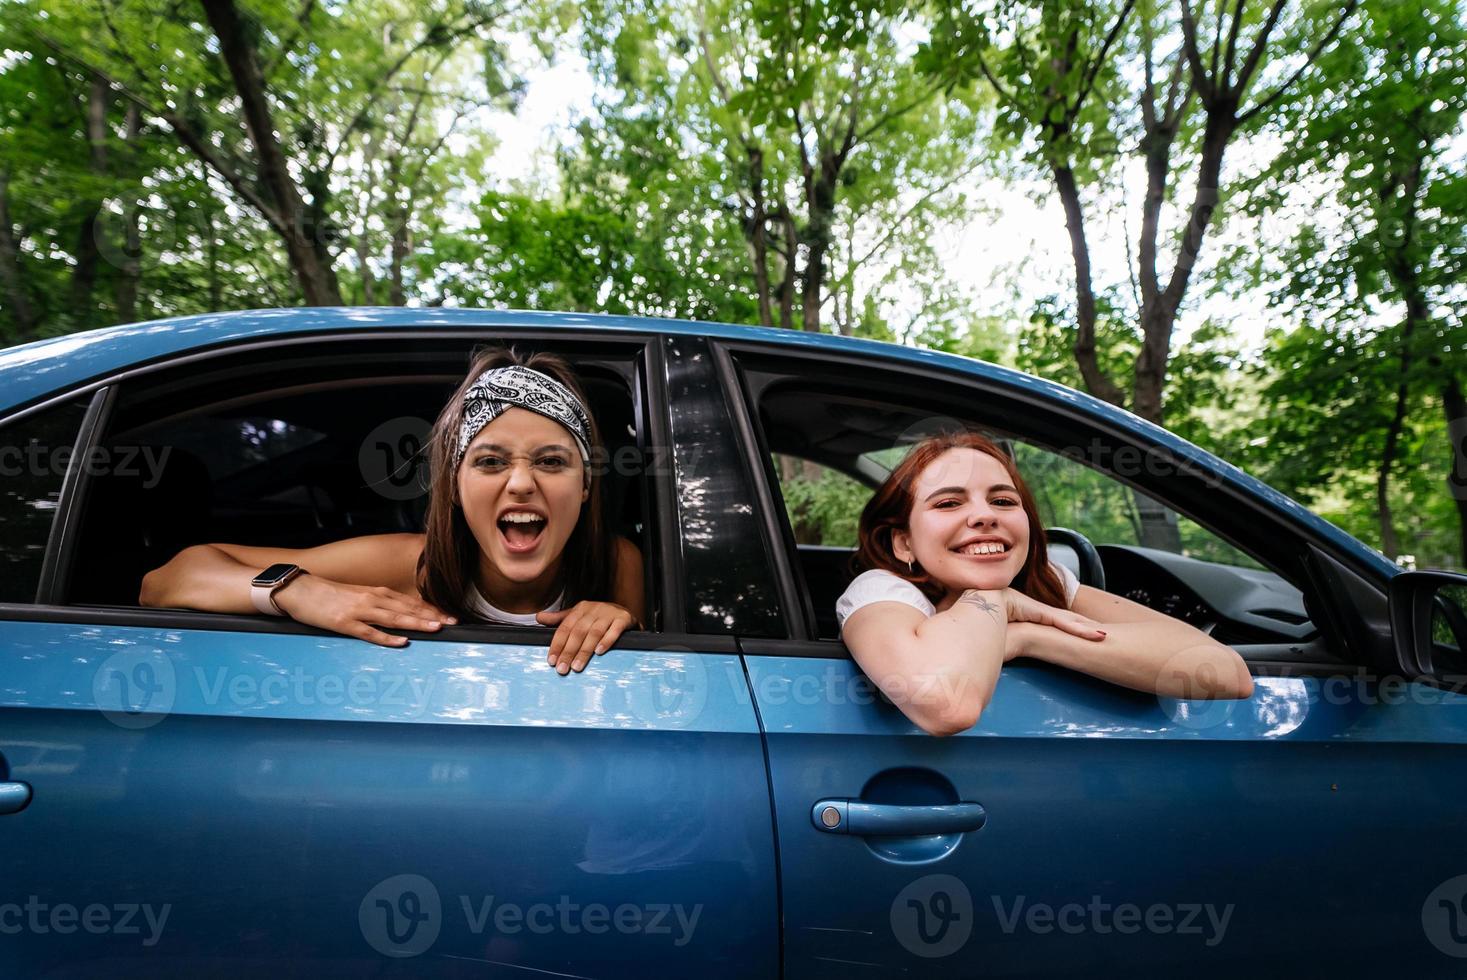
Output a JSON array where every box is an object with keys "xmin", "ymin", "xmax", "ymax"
[{"xmin": 891, "ymin": 447, "xmax": 1031, "ymax": 595}]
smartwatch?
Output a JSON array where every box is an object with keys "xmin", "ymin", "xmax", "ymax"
[{"xmin": 250, "ymin": 563, "xmax": 307, "ymax": 616}]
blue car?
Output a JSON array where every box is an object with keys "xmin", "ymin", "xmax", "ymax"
[{"xmin": 1, "ymin": 309, "xmax": 1465, "ymax": 977}]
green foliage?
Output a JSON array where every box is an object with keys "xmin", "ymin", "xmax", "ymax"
[{"xmin": 778, "ymin": 461, "xmax": 870, "ymax": 547}]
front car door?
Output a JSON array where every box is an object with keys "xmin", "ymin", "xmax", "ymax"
[
  {"xmin": 0, "ymin": 320, "xmax": 778, "ymax": 977},
  {"xmin": 719, "ymin": 338, "xmax": 1467, "ymax": 978}
]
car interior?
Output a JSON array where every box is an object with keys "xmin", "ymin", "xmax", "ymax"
[
  {"xmin": 750, "ymin": 380, "xmax": 1323, "ymax": 658},
  {"xmin": 64, "ymin": 340, "xmax": 651, "ymax": 618}
]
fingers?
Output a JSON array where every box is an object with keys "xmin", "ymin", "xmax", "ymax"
[
  {"xmin": 546, "ymin": 605, "xmax": 634, "ymax": 673},
  {"xmin": 551, "ymin": 615, "xmax": 599, "ymax": 675},
  {"xmin": 349, "ymin": 621, "xmax": 410, "ymax": 647},
  {"xmin": 1053, "ymin": 612, "xmax": 1107, "ymax": 641},
  {"xmin": 536, "ymin": 608, "xmax": 571, "ymax": 626}
]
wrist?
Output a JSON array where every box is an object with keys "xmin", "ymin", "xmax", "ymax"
[{"xmin": 268, "ymin": 571, "xmax": 311, "ymax": 617}]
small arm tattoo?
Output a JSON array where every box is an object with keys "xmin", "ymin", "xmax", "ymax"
[{"xmin": 958, "ymin": 590, "xmax": 1002, "ymax": 623}]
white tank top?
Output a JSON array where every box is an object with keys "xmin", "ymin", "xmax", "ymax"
[{"xmin": 463, "ymin": 582, "xmax": 566, "ymax": 626}]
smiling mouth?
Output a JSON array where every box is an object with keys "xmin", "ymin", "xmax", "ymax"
[
  {"xmin": 498, "ymin": 513, "xmax": 547, "ymax": 553},
  {"xmin": 952, "ymin": 542, "xmax": 1011, "ymax": 558}
]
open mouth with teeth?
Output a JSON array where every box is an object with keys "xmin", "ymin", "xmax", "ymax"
[
  {"xmin": 497, "ymin": 511, "xmax": 548, "ymax": 553},
  {"xmin": 953, "ymin": 541, "xmax": 1012, "ymax": 558}
]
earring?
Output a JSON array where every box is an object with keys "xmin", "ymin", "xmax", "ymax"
[{"xmin": 906, "ymin": 560, "xmax": 914, "ymax": 574}]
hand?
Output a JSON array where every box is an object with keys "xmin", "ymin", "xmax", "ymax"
[
  {"xmin": 997, "ymin": 588, "xmax": 1106, "ymax": 642},
  {"xmin": 271, "ymin": 574, "xmax": 456, "ymax": 647},
  {"xmin": 537, "ymin": 601, "xmax": 637, "ymax": 674}
]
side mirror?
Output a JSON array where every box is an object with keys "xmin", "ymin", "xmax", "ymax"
[{"xmin": 1388, "ymin": 570, "xmax": 1467, "ymax": 682}]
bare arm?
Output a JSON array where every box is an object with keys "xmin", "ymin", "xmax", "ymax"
[
  {"xmin": 841, "ymin": 591, "xmax": 1008, "ymax": 737},
  {"xmin": 611, "ymin": 536, "xmax": 646, "ymax": 628},
  {"xmin": 139, "ymin": 534, "xmax": 427, "ymax": 612},
  {"xmin": 1012, "ymin": 585, "xmax": 1254, "ymax": 699},
  {"xmin": 138, "ymin": 534, "xmax": 453, "ymax": 647}
]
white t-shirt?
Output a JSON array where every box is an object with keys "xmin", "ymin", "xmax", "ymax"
[
  {"xmin": 835, "ymin": 563, "xmax": 1081, "ymax": 634},
  {"xmin": 464, "ymin": 582, "xmax": 565, "ymax": 626}
]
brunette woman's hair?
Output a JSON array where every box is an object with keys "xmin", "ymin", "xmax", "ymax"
[
  {"xmin": 415, "ymin": 346, "xmax": 611, "ymax": 620},
  {"xmin": 853, "ymin": 430, "xmax": 1067, "ymax": 608}
]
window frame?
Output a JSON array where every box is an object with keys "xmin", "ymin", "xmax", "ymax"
[
  {"xmin": 0, "ymin": 328, "xmax": 740, "ymax": 653},
  {"xmin": 719, "ymin": 339, "xmax": 1393, "ymax": 672}
]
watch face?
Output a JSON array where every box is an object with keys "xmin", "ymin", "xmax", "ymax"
[{"xmin": 252, "ymin": 563, "xmax": 299, "ymax": 587}]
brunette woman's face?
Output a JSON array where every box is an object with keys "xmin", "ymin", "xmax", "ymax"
[
  {"xmin": 457, "ymin": 408, "xmax": 588, "ymax": 585},
  {"xmin": 891, "ymin": 447, "xmax": 1031, "ymax": 594}
]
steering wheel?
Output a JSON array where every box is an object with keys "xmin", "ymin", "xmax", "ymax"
[{"xmin": 1045, "ymin": 527, "xmax": 1106, "ymax": 592}]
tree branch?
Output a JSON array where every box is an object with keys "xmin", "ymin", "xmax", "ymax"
[
  {"xmin": 1068, "ymin": 0, "xmax": 1136, "ymax": 120},
  {"xmin": 1237, "ymin": 0, "xmax": 1360, "ymax": 125},
  {"xmin": 1234, "ymin": 0, "xmax": 1290, "ymax": 93},
  {"xmin": 1179, "ymin": 0, "xmax": 1216, "ymax": 102}
]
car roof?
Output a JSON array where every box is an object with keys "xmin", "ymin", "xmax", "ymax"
[{"xmin": 0, "ymin": 307, "xmax": 1397, "ymax": 579}]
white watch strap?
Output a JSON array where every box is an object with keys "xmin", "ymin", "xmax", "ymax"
[{"xmin": 250, "ymin": 580, "xmax": 287, "ymax": 616}]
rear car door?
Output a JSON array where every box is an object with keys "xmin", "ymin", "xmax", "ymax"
[
  {"xmin": 0, "ymin": 326, "xmax": 778, "ymax": 977},
  {"xmin": 720, "ymin": 340, "xmax": 1467, "ymax": 979}
]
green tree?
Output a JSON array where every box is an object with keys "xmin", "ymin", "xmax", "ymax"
[{"xmin": 1225, "ymin": 0, "xmax": 1467, "ymax": 565}]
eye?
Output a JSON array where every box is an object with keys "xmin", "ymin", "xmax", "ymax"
[
  {"xmin": 474, "ymin": 456, "xmax": 507, "ymax": 470},
  {"xmin": 535, "ymin": 455, "xmax": 568, "ymax": 469},
  {"xmin": 934, "ymin": 499, "xmax": 960, "ymax": 509},
  {"xmin": 992, "ymin": 496, "xmax": 1019, "ymax": 507}
]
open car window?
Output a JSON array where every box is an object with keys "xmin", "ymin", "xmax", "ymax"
[
  {"xmin": 60, "ymin": 339, "xmax": 656, "ymax": 629},
  {"xmin": 734, "ymin": 348, "xmax": 1328, "ymax": 662}
]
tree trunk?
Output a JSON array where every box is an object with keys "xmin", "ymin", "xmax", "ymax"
[
  {"xmin": 70, "ymin": 74, "xmax": 109, "ymax": 323},
  {"xmin": 0, "ymin": 171, "xmax": 37, "ymax": 340},
  {"xmin": 115, "ymin": 101, "xmax": 142, "ymax": 323},
  {"xmin": 775, "ymin": 206, "xmax": 798, "ymax": 330},
  {"xmin": 1052, "ymin": 163, "xmax": 1124, "ymax": 407},
  {"xmin": 744, "ymin": 146, "xmax": 774, "ymax": 327},
  {"xmin": 200, "ymin": 0, "xmax": 342, "ymax": 305},
  {"xmin": 1444, "ymin": 374, "xmax": 1467, "ymax": 568},
  {"xmin": 1375, "ymin": 361, "xmax": 1408, "ymax": 562},
  {"xmin": 389, "ymin": 200, "xmax": 410, "ymax": 307},
  {"xmin": 800, "ymin": 155, "xmax": 838, "ymax": 333}
]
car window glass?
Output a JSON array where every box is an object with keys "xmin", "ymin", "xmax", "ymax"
[
  {"xmin": 0, "ymin": 396, "xmax": 92, "ymax": 603},
  {"xmin": 1008, "ymin": 441, "xmax": 1265, "ymax": 569},
  {"xmin": 773, "ymin": 454, "xmax": 866, "ymax": 548}
]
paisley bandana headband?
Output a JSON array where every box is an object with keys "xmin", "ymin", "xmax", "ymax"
[{"xmin": 454, "ymin": 365, "xmax": 594, "ymax": 475}]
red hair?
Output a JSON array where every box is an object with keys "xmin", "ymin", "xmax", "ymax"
[{"xmin": 853, "ymin": 431, "xmax": 1067, "ymax": 608}]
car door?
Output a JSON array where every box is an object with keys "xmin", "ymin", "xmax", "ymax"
[
  {"xmin": 720, "ymin": 340, "xmax": 1467, "ymax": 979},
  {"xmin": 0, "ymin": 330, "xmax": 778, "ymax": 977}
]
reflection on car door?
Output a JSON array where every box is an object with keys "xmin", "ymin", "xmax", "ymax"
[
  {"xmin": 740, "ymin": 645, "xmax": 1467, "ymax": 977},
  {"xmin": 0, "ymin": 621, "xmax": 777, "ymax": 976}
]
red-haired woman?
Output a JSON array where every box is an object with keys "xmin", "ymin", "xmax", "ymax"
[{"xmin": 836, "ymin": 432, "xmax": 1253, "ymax": 736}]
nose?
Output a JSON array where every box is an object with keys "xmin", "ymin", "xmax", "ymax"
[
  {"xmin": 966, "ymin": 502, "xmax": 999, "ymax": 527},
  {"xmin": 504, "ymin": 457, "xmax": 536, "ymax": 494}
]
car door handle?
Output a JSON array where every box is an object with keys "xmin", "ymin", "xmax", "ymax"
[
  {"xmin": 0, "ymin": 782, "xmax": 32, "ymax": 815},
  {"xmin": 811, "ymin": 798, "xmax": 986, "ymax": 836}
]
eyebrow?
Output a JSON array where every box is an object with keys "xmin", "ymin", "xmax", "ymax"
[
  {"xmin": 470, "ymin": 443, "xmax": 575, "ymax": 455},
  {"xmin": 923, "ymin": 483, "xmax": 1018, "ymax": 501}
]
